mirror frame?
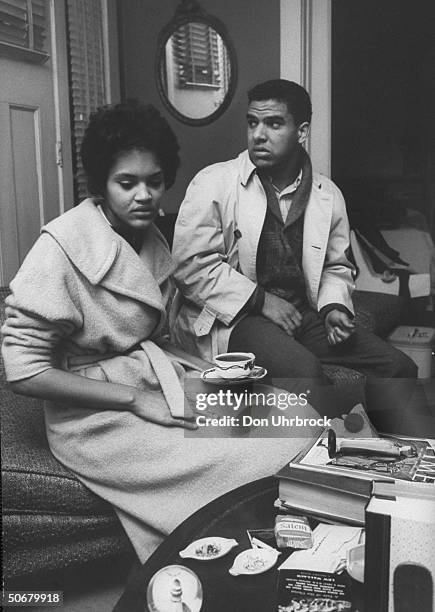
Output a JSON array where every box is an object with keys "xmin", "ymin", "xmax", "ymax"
[{"xmin": 155, "ymin": 0, "xmax": 237, "ymax": 127}]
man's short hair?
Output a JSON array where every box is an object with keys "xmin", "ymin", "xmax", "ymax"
[{"xmin": 247, "ymin": 79, "xmax": 312, "ymax": 125}]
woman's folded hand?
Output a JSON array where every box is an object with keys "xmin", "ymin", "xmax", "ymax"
[{"xmin": 131, "ymin": 390, "xmax": 198, "ymax": 429}]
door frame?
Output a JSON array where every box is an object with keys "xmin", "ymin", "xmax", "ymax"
[
  {"xmin": 50, "ymin": 0, "xmax": 74, "ymax": 215},
  {"xmin": 280, "ymin": 0, "xmax": 331, "ymax": 177}
]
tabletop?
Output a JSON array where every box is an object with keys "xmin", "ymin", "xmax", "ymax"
[{"xmin": 113, "ymin": 476, "xmax": 363, "ymax": 612}]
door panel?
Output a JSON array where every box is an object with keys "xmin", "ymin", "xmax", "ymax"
[
  {"xmin": 0, "ymin": 2, "xmax": 67, "ymax": 285},
  {"xmin": 10, "ymin": 105, "xmax": 44, "ymax": 263}
]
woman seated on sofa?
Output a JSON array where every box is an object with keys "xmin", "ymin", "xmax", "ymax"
[{"xmin": 1, "ymin": 100, "xmax": 320, "ymax": 562}]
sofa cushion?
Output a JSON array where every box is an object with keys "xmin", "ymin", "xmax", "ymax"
[
  {"xmin": 3, "ymin": 513, "xmax": 120, "ymax": 549},
  {"xmin": 1, "ymin": 388, "xmax": 114, "ymax": 515},
  {"xmin": 353, "ymin": 290, "xmax": 403, "ymax": 336},
  {"xmin": 4, "ymin": 529, "xmax": 131, "ymax": 583},
  {"xmin": 1, "ymin": 382, "xmax": 133, "ymax": 582}
]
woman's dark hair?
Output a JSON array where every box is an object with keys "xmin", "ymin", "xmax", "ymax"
[{"xmin": 81, "ymin": 100, "xmax": 180, "ymax": 195}]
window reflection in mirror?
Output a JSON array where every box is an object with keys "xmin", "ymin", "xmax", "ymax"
[{"xmin": 160, "ymin": 22, "xmax": 232, "ymax": 121}]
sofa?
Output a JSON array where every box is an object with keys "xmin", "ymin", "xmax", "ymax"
[{"xmin": 1, "ymin": 279, "xmax": 405, "ymax": 583}]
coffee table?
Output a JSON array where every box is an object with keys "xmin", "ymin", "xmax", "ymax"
[{"xmin": 113, "ymin": 476, "xmax": 363, "ymax": 612}]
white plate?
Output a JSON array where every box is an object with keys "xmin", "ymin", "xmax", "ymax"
[
  {"xmin": 201, "ymin": 366, "xmax": 267, "ymax": 385},
  {"xmin": 229, "ymin": 547, "xmax": 280, "ymax": 576},
  {"xmin": 179, "ymin": 537, "xmax": 238, "ymax": 561}
]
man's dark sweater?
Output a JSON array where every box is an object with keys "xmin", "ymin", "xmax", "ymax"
[{"xmin": 255, "ymin": 149, "xmax": 313, "ymax": 312}]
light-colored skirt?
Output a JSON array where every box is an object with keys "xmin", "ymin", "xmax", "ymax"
[{"xmin": 45, "ymin": 357, "xmax": 321, "ymax": 562}]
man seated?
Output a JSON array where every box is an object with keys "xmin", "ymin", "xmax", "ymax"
[{"xmin": 171, "ymin": 79, "xmax": 416, "ymax": 404}]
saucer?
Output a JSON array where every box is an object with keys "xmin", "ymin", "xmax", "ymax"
[{"xmin": 201, "ymin": 366, "xmax": 267, "ymax": 386}]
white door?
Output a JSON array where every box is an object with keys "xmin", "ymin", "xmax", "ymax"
[{"xmin": 0, "ymin": 0, "xmax": 72, "ymax": 285}]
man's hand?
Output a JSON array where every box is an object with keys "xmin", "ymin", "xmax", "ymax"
[
  {"xmin": 261, "ymin": 292, "xmax": 302, "ymax": 336},
  {"xmin": 325, "ymin": 309, "xmax": 355, "ymax": 345}
]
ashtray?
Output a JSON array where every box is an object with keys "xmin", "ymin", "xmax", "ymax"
[
  {"xmin": 179, "ymin": 537, "xmax": 238, "ymax": 560},
  {"xmin": 229, "ymin": 547, "xmax": 280, "ymax": 576}
]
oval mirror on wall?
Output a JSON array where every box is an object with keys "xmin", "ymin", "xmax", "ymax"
[{"xmin": 156, "ymin": 1, "xmax": 237, "ymax": 126}]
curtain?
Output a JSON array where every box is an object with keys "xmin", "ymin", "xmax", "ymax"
[{"xmin": 66, "ymin": 0, "xmax": 106, "ymax": 202}]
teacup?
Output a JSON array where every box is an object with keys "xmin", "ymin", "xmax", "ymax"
[{"xmin": 213, "ymin": 352, "xmax": 255, "ymax": 379}]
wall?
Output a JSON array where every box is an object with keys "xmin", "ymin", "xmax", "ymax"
[
  {"xmin": 331, "ymin": 0, "xmax": 435, "ymax": 236},
  {"xmin": 331, "ymin": 0, "xmax": 434, "ymax": 181},
  {"xmin": 118, "ymin": 0, "xmax": 280, "ymax": 212}
]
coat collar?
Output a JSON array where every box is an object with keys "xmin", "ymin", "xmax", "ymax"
[
  {"xmin": 238, "ymin": 149, "xmax": 325, "ymax": 192},
  {"xmin": 42, "ymin": 199, "xmax": 174, "ymax": 310},
  {"xmin": 238, "ymin": 150, "xmax": 257, "ymax": 186}
]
